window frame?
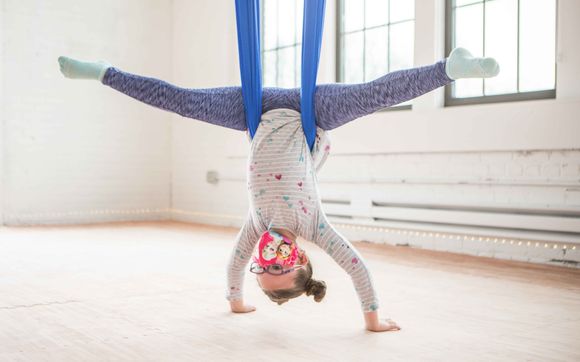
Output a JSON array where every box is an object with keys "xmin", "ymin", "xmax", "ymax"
[
  {"xmin": 336, "ymin": 0, "xmax": 414, "ymax": 111},
  {"xmin": 444, "ymin": 0, "xmax": 557, "ymax": 107}
]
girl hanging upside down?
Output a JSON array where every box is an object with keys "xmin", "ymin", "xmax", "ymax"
[{"xmin": 58, "ymin": 47, "xmax": 499, "ymax": 332}]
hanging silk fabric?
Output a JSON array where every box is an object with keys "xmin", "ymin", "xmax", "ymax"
[
  {"xmin": 300, "ymin": 0, "xmax": 326, "ymax": 151},
  {"xmin": 234, "ymin": 0, "xmax": 262, "ymax": 139},
  {"xmin": 234, "ymin": 0, "xmax": 326, "ymax": 151}
]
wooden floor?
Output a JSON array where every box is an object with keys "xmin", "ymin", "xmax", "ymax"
[{"xmin": 0, "ymin": 222, "xmax": 579, "ymax": 362}]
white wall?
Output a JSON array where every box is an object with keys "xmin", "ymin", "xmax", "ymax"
[
  {"xmin": 0, "ymin": 0, "xmax": 4, "ymax": 224},
  {"xmin": 171, "ymin": 0, "xmax": 248, "ymax": 226},
  {"xmin": 1, "ymin": 0, "xmax": 578, "ymax": 264},
  {"xmin": 171, "ymin": 0, "xmax": 580, "ymax": 264},
  {"xmin": 1, "ymin": 0, "xmax": 173, "ymax": 224},
  {"xmin": 171, "ymin": 0, "xmax": 340, "ymax": 227}
]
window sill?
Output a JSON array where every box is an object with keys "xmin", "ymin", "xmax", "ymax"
[
  {"xmin": 445, "ymin": 89, "xmax": 556, "ymax": 107},
  {"xmin": 376, "ymin": 104, "xmax": 413, "ymax": 112}
]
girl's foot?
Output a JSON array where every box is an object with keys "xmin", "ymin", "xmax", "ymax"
[
  {"xmin": 58, "ymin": 56, "xmax": 111, "ymax": 81},
  {"xmin": 445, "ymin": 47, "xmax": 500, "ymax": 80}
]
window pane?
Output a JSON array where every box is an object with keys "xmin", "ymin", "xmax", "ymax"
[
  {"xmin": 278, "ymin": 0, "xmax": 296, "ymax": 47},
  {"xmin": 263, "ymin": 50, "xmax": 277, "ymax": 87},
  {"xmin": 365, "ymin": 0, "xmax": 389, "ymax": 28},
  {"xmin": 278, "ymin": 47, "xmax": 296, "ymax": 88},
  {"xmin": 390, "ymin": 0, "xmax": 414, "ymax": 23},
  {"xmin": 340, "ymin": 0, "xmax": 416, "ymax": 90},
  {"xmin": 389, "ymin": 20, "xmax": 414, "ymax": 72},
  {"xmin": 454, "ymin": 3, "xmax": 483, "ymax": 97},
  {"xmin": 263, "ymin": 0, "xmax": 278, "ymax": 50},
  {"xmin": 295, "ymin": 0, "xmax": 304, "ymax": 44},
  {"xmin": 344, "ymin": 32, "xmax": 364, "ymax": 83},
  {"xmin": 519, "ymin": 0, "xmax": 556, "ymax": 92},
  {"xmin": 455, "ymin": 0, "xmax": 482, "ymax": 7},
  {"xmin": 454, "ymin": 3, "xmax": 483, "ymax": 56},
  {"xmin": 344, "ymin": 0, "xmax": 364, "ymax": 32},
  {"xmin": 364, "ymin": 26, "xmax": 388, "ymax": 81},
  {"xmin": 295, "ymin": 43, "xmax": 302, "ymax": 86},
  {"xmin": 454, "ymin": 79, "xmax": 484, "ymax": 98},
  {"xmin": 484, "ymin": 0, "xmax": 518, "ymax": 95},
  {"xmin": 449, "ymin": 0, "xmax": 556, "ymax": 102}
]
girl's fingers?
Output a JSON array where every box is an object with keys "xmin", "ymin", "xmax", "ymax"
[{"xmin": 385, "ymin": 318, "xmax": 400, "ymax": 329}]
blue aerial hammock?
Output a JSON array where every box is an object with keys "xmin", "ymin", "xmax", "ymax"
[{"xmin": 234, "ymin": 0, "xmax": 326, "ymax": 151}]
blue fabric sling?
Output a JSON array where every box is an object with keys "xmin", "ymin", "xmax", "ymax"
[
  {"xmin": 234, "ymin": 0, "xmax": 326, "ymax": 151},
  {"xmin": 234, "ymin": 0, "xmax": 263, "ymax": 139},
  {"xmin": 300, "ymin": 0, "xmax": 326, "ymax": 151}
]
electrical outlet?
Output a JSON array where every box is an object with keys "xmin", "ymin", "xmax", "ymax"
[{"xmin": 206, "ymin": 171, "xmax": 219, "ymax": 184}]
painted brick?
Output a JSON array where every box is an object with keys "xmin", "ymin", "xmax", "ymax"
[
  {"xmin": 526, "ymin": 188, "xmax": 567, "ymax": 205},
  {"xmin": 480, "ymin": 152, "xmax": 513, "ymax": 163},
  {"xmin": 524, "ymin": 165, "xmax": 541, "ymax": 177},
  {"xmin": 2, "ymin": 2, "xmax": 578, "ymax": 268},
  {"xmin": 513, "ymin": 150, "xmax": 550, "ymax": 162},
  {"xmin": 561, "ymin": 162, "xmax": 580, "ymax": 177},
  {"xmin": 508, "ymin": 164, "xmax": 524, "ymax": 177},
  {"xmin": 549, "ymin": 150, "xmax": 580, "ymax": 162},
  {"xmin": 447, "ymin": 153, "xmax": 481, "ymax": 163},
  {"xmin": 541, "ymin": 164, "xmax": 561, "ymax": 178},
  {"xmin": 564, "ymin": 188, "xmax": 580, "ymax": 206},
  {"xmin": 487, "ymin": 164, "xmax": 506, "ymax": 177},
  {"xmin": 2, "ymin": 0, "xmax": 173, "ymax": 224}
]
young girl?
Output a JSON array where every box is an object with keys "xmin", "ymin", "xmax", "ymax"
[{"xmin": 58, "ymin": 47, "xmax": 498, "ymax": 332}]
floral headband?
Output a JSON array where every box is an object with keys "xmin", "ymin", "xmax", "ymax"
[{"xmin": 253, "ymin": 230, "xmax": 300, "ymax": 267}]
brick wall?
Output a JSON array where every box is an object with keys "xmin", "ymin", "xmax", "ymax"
[
  {"xmin": 1, "ymin": 0, "xmax": 579, "ymax": 267},
  {"xmin": 0, "ymin": 0, "xmax": 173, "ymax": 225},
  {"xmin": 168, "ymin": 0, "xmax": 580, "ymax": 266}
]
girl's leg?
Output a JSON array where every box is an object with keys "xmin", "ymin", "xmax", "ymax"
[
  {"xmin": 102, "ymin": 67, "xmax": 248, "ymax": 131},
  {"xmin": 313, "ymin": 60, "xmax": 452, "ymax": 130},
  {"xmin": 314, "ymin": 47, "xmax": 499, "ymax": 130},
  {"xmin": 59, "ymin": 56, "xmax": 251, "ymax": 131},
  {"xmin": 104, "ymin": 70, "xmax": 303, "ymax": 131},
  {"xmin": 262, "ymin": 87, "xmax": 301, "ymax": 114},
  {"xmin": 105, "ymin": 71, "xmax": 306, "ymax": 130}
]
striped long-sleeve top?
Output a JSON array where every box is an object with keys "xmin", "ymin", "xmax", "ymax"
[{"xmin": 226, "ymin": 108, "xmax": 380, "ymax": 313}]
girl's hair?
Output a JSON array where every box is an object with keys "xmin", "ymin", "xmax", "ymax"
[{"xmin": 261, "ymin": 260, "xmax": 327, "ymax": 305}]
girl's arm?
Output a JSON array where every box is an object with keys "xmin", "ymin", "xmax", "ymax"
[
  {"xmin": 312, "ymin": 213, "xmax": 400, "ymax": 332},
  {"xmin": 226, "ymin": 215, "xmax": 263, "ymax": 313}
]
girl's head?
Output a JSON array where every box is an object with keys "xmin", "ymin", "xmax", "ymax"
[{"xmin": 253, "ymin": 229, "xmax": 327, "ymax": 305}]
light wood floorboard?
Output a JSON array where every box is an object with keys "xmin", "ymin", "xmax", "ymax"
[{"xmin": 0, "ymin": 222, "xmax": 579, "ymax": 361}]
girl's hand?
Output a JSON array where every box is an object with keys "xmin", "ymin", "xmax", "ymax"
[
  {"xmin": 366, "ymin": 318, "xmax": 401, "ymax": 332},
  {"xmin": 229, "ymin": 299, "xmax": 256, "ymax": 313},
  {"xmin": 364, "ymin": 311, "xmax": 401, "ymax": 332}
]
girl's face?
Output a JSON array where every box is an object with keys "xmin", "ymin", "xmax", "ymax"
[
  {"xmin": 255, "ymin": 228, "xmax": 305, "ymax": 293},
  {"xmin": 256, "ymin": 265, "xmax": 298, "ymax": 291}
]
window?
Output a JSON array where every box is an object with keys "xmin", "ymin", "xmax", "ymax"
[
  {"xmin": 338, "ymin": 0, "xmax": 415, "ymax": 84},
  {"xmin": 446, "ymin": 0, "xmax": 557, "ymax": 105},
  {"xmin": 261, "ymin": 0, "xmax": 304, "ymax": 88}
]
